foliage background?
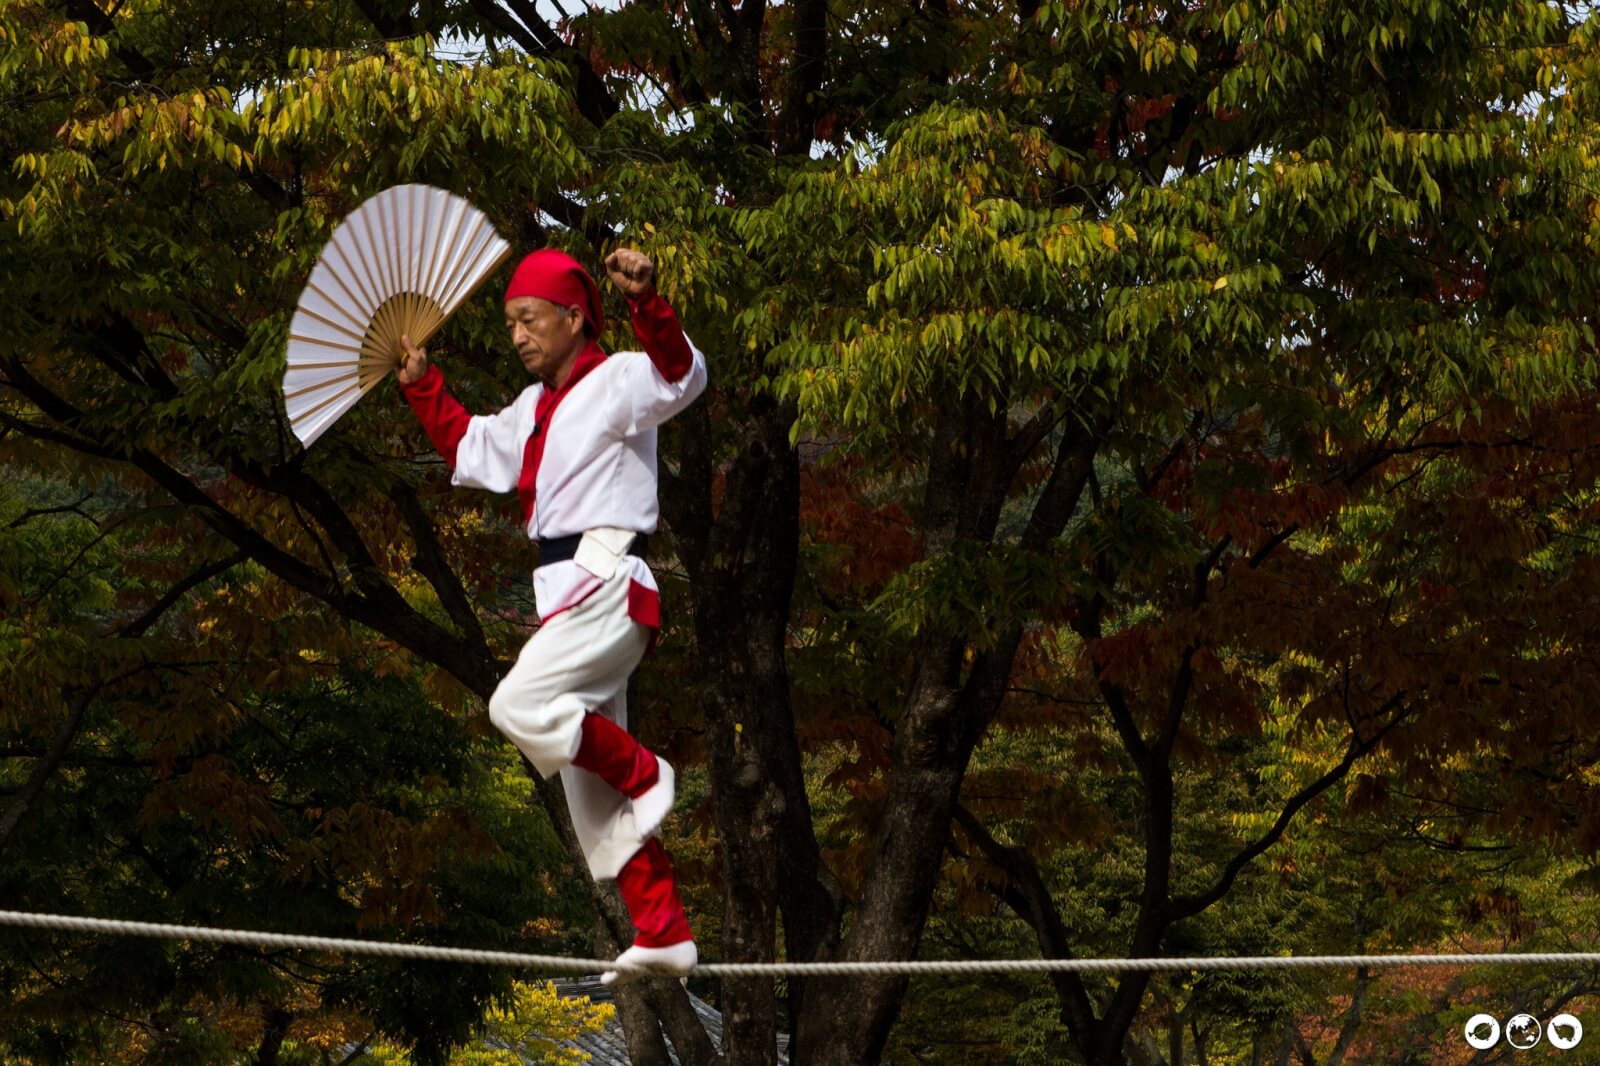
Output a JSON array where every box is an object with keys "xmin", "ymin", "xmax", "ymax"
[{"xmin": 6, "ymin": 1, "xmax": 1600, "ymax": 1064}]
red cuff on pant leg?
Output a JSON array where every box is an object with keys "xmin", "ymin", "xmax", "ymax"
[
  {"xmin": 627, "ymin": 579, "xmax": 661, "ymax": 630},
  {"xmin": 572, "ymin": 712, "xmax": 659, "ymax": 798},
  {"xmin": 617, "ymin": 839, "xmax": 693, "ymax": 948}
]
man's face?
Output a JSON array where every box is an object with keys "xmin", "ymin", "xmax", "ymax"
[{"xmin": 505, "ymin": 296, "xmax": 585, "ymax": 382}]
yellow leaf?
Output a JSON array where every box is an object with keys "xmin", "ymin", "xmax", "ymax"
[{"xmin": 1213, "ymin": 275, "xmax": 1229, "ymax": 290}]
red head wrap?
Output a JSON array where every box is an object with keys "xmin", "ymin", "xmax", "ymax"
[{"xmin": 504, "ymin": 249, "xmax": 605, "ymax": 337}]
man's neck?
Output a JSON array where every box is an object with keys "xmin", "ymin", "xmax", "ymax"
[{"xmin": 541, "ymin": 343, "xmax": 586, "ymax": 391}]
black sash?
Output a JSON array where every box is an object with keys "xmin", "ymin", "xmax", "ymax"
[{"xmin": 536, "ymin": 532, "xmax": 649, "ymax": 568}]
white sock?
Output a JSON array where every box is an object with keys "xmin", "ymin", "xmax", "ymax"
[{"xmin": 601, "ymin": 939, "xmax": 698, "ymax": 986}]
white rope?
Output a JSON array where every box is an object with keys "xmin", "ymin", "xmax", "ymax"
[
  {"xmin": 0, "ymin": 910, "xmax": 623, "ymax": 975},
  {"xmin": 4, "ymin": 910, "xmax": 1599, "ymax": 978}
]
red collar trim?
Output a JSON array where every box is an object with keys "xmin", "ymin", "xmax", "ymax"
[{"xmin": 518, "ymin": 341, "xmax": 607, "ymax": 530}]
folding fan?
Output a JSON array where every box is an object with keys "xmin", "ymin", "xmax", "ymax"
[{"xmin": 282, "ymin": 184, "xmax": 512, "ymax": 448}]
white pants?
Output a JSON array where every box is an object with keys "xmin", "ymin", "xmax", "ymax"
[{"xmin": 488, "ymin": 571, "xmax": 652, "ymax": 880}]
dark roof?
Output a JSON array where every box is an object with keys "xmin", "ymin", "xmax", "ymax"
[{"xmin": 553, "ymin": 977, "xmax": 791, "ymax": 1065}]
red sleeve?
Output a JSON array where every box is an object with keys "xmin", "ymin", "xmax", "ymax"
[
  {"xmin": 397, "ymin": 363, "xmax": 471, "ymax": 467},
  {"xmin": 627, "ymin": 289, "xmax": 694, "ymax": 383}
]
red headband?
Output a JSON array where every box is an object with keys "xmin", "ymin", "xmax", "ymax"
[{"xmin": 504, "ymin": 249, "xmax": 605, "ymax": 337}]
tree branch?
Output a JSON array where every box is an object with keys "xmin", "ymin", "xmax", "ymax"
[
  {"xmin": 58, "ymin": 0, "xmax": 152, "ymax": 78},
  {"xmin": 467, "ymin": 0, "xmax": 544, "ymax": 53},
  {"xmin": 0, "ymin": 682, "xmax": 100, "ymax": 851},
  {"xmin": 728, "ymin": 0, "xmax": 768, "ymax": 134},
  {"xmin": 20, "ymin": 511, "xmax": 137, "ymax": 609},
  {"xmin": 535, "ymin": 190, "xmax": 612, "ymax": 252},
  {"xmin": 1323, "ymin": 966, "xmax": 1369, "ymax": 1066},
  {"xmin": 467, "ymin": 0, "xmax": 618, "ymax": 126},
  {"xmin": 1137, "ymin": 409, "xmax": 1204, "ymax": 495},
  {"xmin": 657, "ymin": 399, "xmax": 714, "ymax": 573},
  {"xmin": 1019, "ymin": 412, "xmax": 1109, "ymax": 551},
  {"xmin": 6, "ymin": 494, "xmax": 95, "ymax": 529},
  {"xmin": 951, "ymin": 803, "xmax": 1099, "ymax": 1046},
  {"xmin": 3, "ymin": 357, "xmax": 494, "ymax": 695},
  {"xmin": 1152, "ymin": 536, "xmax": 1230, "ymax": 754},
  {"xmin": 778, "ymin": 0, "xmax": 828, "ymax": 154},
  {"xmin": 118, "ymin": 551, "xmax": 248, "ymax": 638},
  {"xmin": 350, "ymin": 0, "xmax": 416, "ymax": 38},
  {"xmin": 1095, "ymin": 674, "xmax": 1153, "ymax": 779},
  {"xmin": 388, "ymin": 479, "xmax": 488, "ymax": 650},
  {"xmin": 54, "ymin": 2, "xmax": 299, "ymax": 212},
  {"xmin": 1166, "ymin": 694, "xmax": 1410, "ymax": 924},
  {"xmin": 0, "ymin": 406, "xmax": 124, "ymax": 463},
  {"xmin": 0, "ymin": 535, "xmax": 246, "ymax": 851},
  {"xmin": 1004, "ymin": 402, "xmax": 1064, "ymax": 472},
  {"xmin": 501, "ymin": 0, "xmax": 564, "ymax": 50}
]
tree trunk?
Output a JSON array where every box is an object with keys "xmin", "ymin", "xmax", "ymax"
[
  {"xmin": 795, "ymin": 618, "xmax": 1030, "ymax": 1060},
  {"xmin": 529, "ymin": 767, "xmax": 718, "ymax": 1066},
  {"xmin": 792, "ymin": 398, "xmax": 1101, "ymax": 1062},
  {"xmin": 676, "ymin": 398, "xmax": 842, "ymax": 1064},
  {"xmin": 592, "ymin": 917, "xmax": 674, "ymax": 1066},
  {"xmin": 698, "ymin": 609, "xmax": 783, "ymax": 1066},
  {"xmin": 256, "ymin": 1005, "xmax": 292, "ymax": 1066}
]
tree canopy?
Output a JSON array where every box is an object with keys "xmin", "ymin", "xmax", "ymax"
[{"xmin": 6, "ymin": 1, "xmax": 1600, "ymax": 1063}]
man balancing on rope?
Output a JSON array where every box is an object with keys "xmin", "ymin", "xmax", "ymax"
[{"xmin": 394, "ymin": 247, "xmax": 705, "ymax": 984}]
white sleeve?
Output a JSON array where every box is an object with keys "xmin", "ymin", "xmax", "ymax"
[
  {"xmin": 607, "ymin": 337, "xmax": 709, "ymax": 437},
  {"xmin": 453, "ymin": 388, "xmax": 537, "ymax": 492}
]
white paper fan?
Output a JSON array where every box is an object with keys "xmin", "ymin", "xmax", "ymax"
[{"xmin": 283, "ymin": 184, "xmax": 513, "ymax": 448}]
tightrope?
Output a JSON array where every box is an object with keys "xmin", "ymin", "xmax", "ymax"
[{"xmin": 4, "ymin": 910, "xmax": 1599, "ymax": 978}]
